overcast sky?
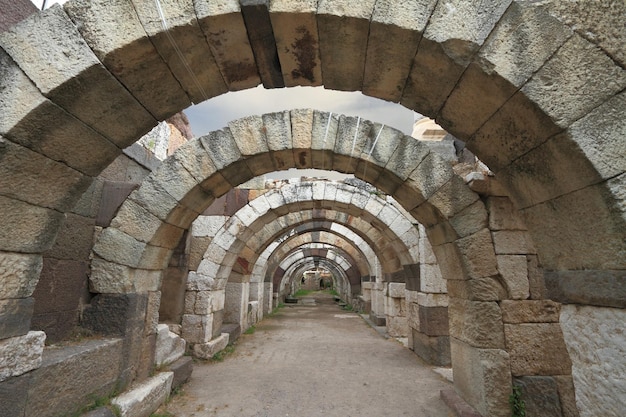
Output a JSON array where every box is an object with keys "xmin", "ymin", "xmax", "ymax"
[{"xmin": 184, "ymin": 86, "xmax": 415, "ymax": 138}]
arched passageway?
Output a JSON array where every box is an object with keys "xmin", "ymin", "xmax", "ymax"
[{"xmin": 0, "ymin": 2, "xmax": 624, "ymax": 416}]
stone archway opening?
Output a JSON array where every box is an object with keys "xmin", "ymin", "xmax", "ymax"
[{"xmin": 0, "ymin": 2, "xmax": 624, "ymax": 416}]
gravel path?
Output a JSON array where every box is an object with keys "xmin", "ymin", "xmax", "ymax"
[{"xmin": 159, "ymin": 292, "xmax": 454, "ymax": 417}]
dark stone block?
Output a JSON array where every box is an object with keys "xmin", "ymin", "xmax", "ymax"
[
  {"xmin": 96, "ymin": 181, "xmax": 138, "ymax": 227},
  {"xmin": 387, "ymin": 269, "xmax": 407, "ymax": 283},
  {"xmin": 0, "ymin": 372, "xmax": 31, "ymax": 417},
  {"xmin": 404, "ymin": 263, "xmax": 421, "ymax": 291},
  {"xmin": 411, "ymin": 329, "xmax": 450, "ymax": 366},
  {"xmin": 25, "ymin": 338, "xmax": 124, "ymax": 417},
  {"xmin": 82, "ymin": 293, "xmax": 148, "ymax": 337},
  {"xmin": 418, "ymin": 306, "xmax": 449, "ymax": 336},
  {"xmin": 212, "ymin": 309, "xmax": 224, "ymax": 339},
  {"xmin": 225, "ymin": 189, "xmax": 250, "ymax": 216},
  {"xmin": 514, "ymin": 376, "xmax": 562, "ymax": 417},
  {"xmin": 545, "ymin": 269, "xmax": 626, "ymax": 308},
  {"xmin": 34, "ymin": 258, "xmax": 88, "ymax": 314},
  {"xmin": 31, "ymin": 310, "xmax": 79, "ymax": 344},
  {"xmin": 166, "ymin": 356, "xmax": 193, "ymax": 392},
  {"xmin": 0, "ymin": 297, "xmax": 33, "ymax": 340},
  {"xmin": 44, "ymin": 213, "xmax": 95, "ymax": 261},
  {"xmin": 203, "ymin": 193, "xmax": 227, "ymax": 215},
  {"xmin": 240, "ymin": 0, "xmax": 285, "ymax": 88},
  {"xmin": 0, "ymin": 0, "xmax": 36, "ymax": 33}
]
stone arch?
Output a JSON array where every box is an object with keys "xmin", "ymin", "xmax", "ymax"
[{"xmin": 0, "ymin": 2, "xmax": 623, "ymax": 415}]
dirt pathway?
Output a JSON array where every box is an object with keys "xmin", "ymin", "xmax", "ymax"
[{"xmin": 159, "ymin": 292, "xmax": 454, "ymax": 417}]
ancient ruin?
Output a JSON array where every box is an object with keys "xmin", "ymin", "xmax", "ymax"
[{"xmin": 0, "ymin": 1, "xmax": 624, "ymax": 416}]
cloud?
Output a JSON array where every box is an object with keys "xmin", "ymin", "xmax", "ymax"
[{"xmin": 184, "ymin": 86, "xmax": 415, "ymax": 138}]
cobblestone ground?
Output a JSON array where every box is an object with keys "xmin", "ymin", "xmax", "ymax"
[{"xmin": 159, "ymin": 292, "xmax": 454, "ymax": 417}]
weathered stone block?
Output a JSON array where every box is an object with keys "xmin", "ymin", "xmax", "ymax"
[
  {"xmin": 317, "ymin": 0, "xmax": 375, "ymax": 91},
  {"xmin": 386, "ymin": 316, "xmax": 408, "ymax": 338},
  {"xmin": 81, "ymin": 293, "xmax": 148, "ymax": 338},
  {"xmin": 0, "ymin": 195, "xmax": 65, "ymax": 253},
  {"xmin": 0, "ymin": 136, "xmax": 92, "ymax": 212},
  {"xmin": 456, "ymin": 229, "xmax": 499, "ymax": 279},
  {"xmin": 417, "ymin": 292, "xmax": 449, "ymax": 307},
  {"xmin": 504, "ymin": 323, "xmax": 572, "ymax": 376},
  {"xmin": 450, "ymin": 337, "xmax": 512, "ymax": 417},
  {"xmin": 112, "ymin": 372, "xmax": 173, "ymax": 417},
  {"xmin": 560, "ymin": 304, "xmax": 626, "ymax": 417},
  {"xmin": 362, "ymin": 0, "xmax": 434, "ymax": 101},
  {"xmin": 182, "ymin": 314, "xmax": 213, "ymax": 344},
  {"xmin": 513, "ymin": 376, "xmax": 562, "ymax": 417},
  {"xmin": 440, "ymin": 388, "xmax": 481, "ymax": 417},
  {"xmin": 387, "ymin": 282, "xmax": 405, "ymax": 298},
  {"xmin": 0, "ymin": 331, "xmax": 45, "ymax": 382},
  {"xmin": 418, "ymin": 306, "xmax": 449, "ymax": 337},
  {"xmin": 521, "ymin": 34, "xmax": 626, "ymax": 129},
  {"xmin": 449, "ymin": 299, "xmax": 504, "ymax": 349},
  {"xmin": 0, "ymin": 5, "xmax": 156, "ymax": 147},
  {"xmin": 496, "ymin": 254, "xmax": 529, "ymax": 300},
  {"xmin": 34, "ymin": 258, "xmax": 87, "ymax": 314},
  {"xmin": 420, "ymin": 263, "xmax": 447, "ymax": 293},
  {"xmin": 24, "ymin": 338, "xmax": 123, "ymax": 417},
  {"xmin": 492, "ymin": 230, "xmax": 536, "ymax": 255},
  {"xmin": 500, "ymin": 300, "xmax": 560, "ymax": 324},
  {"xmin": 191, "ymin": 333, "xmax": 230, "ymax": 360},
  {"xmin": 411, "ymin": 329, "xmax": 450, "ymax": 366},
  {"xmin": 0, "ymin": 298, "xmax": 34, "ymax": 340},
  {"xmin": 487, "ymin": 196, "xmax": 527, "ymax": 231},
  {"xmin": 554, "ymin": 375, "xmax": 580, "ymax": 417},
  {"xmin": 0, "ymin": 252, "xmax": 41, "ymax": 299}
]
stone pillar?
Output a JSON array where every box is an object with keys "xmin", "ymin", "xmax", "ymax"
[
  {"xmin": 263, "ymin": 282, "xmax": 273, "ymax": 314},
  {"xmin": 224, "ymin": 281, "xmax": 250, "ymax": 331},
  {"xmin": 385, "ymin": 282, "xmax": 408, "ymax": 337},
  {"xmin": 369, "ymin": 280, "xmax": 385, "ymax": 325},
  {"xmin": 249, "ymin": 281, "xmax": 264, "ymax": 323},
  {"xmin": 182, "ymin": 289, "xmax": 225, "ymax": 346}
]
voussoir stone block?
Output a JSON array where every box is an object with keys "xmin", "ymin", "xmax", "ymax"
[
  {"xmin": 0, "ymin": 195, "xmax": 65, "ymax": 253},
  {"xmin": 311, "ymin": 111, "xmax": 339, "ymax": 169},
  {"xmin": 64, "ymin": 0, "xmax": 190, "ymax": 119},
  {"xmin": 92, "ymin": 227, "xmax": 147, "ymax": 268},
  {"xmin": 447, "ymin": 277, "xmax": 508, "ymax": 301},
  {"xmin": 504, "ymin": 323, "xmax": 572, "ymax": 376},
  {"xmin": 496, "ymin": 254, "xmax": 530, "ymax": 300},
  {"xmin": 456, "ymin": 228, "xmax": 499, "ymax": 279},
  {"xmin": 0, "ymin": 5, "xmax": 154, "ymax": 148},
  {"xmin": 317, "ymin": 0, "xmax": 376, "ymax": 91},
  {"xmin": 362, "ymin": 0, "xmax": 435, "ymax": 101},
  {"xmin": 0, "ymin": 136, "xmax": 92, "ymax": 212},
  {"xmin": 131, "ymin": 0, "xmax": 227, "ymax": 103},
  {"xmin": 0, "ymin": 331, "xmax": 45, "ymax": 382},
  {"xmin": 333, "ymin": 115, "xmax": 373, "ymax": 174},
  {"xmin": 521, "ymin": 33, "xmax": 626, "ymax": 129},
  {"xmin": 194, "ymin": 0, "xmax": 260, "ymax": 91},
  {"xmin": 90, "ymin": 259, "xmax": 160, "ymax": 294},
  {"xmin": 270, "ymin": 1, "xmax": 322, "ymax": 87},
  {"xmin": 0, "ymin": 252, "xmax": 42, "ymax": 299},
  {"xmin": 112, "ymin": 372, "xmax": 173, "ymax": 417}
]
